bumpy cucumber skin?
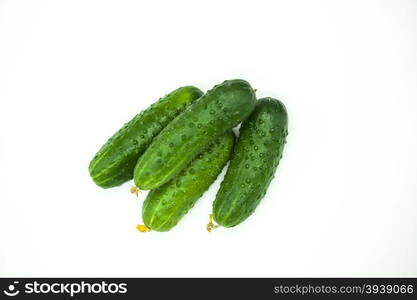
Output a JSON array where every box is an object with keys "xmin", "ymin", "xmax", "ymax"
[
  {"xmin": 142, "ymin": 131, "xmax": 235, "ymax": 232},
  {"xmin": 213, "ymin": 98, "xmax": 288, "ymax": 227},
  {"xmin": 89, "ymin": 86, "xmax": 203, "ymax": 188},
  {"xmin": 134, "ymin": 79, "xmax": 256, "ymax": 190}
]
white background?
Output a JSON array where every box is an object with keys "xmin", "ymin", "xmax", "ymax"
[{"xmin": 1, "ymin": 0, "xmax": 416, "ymax": 277}]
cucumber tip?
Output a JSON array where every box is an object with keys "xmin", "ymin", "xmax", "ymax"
[{"xmin": 137, "ymin": 224, "xmax": 151, "ymax": 232}]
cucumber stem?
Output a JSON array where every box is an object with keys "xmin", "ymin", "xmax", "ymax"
[
  {"xmin": 130, "ymin": 186, "xmax": 142, "ymax": 197},
  {"xmin": 207, "ymin": 214, "xmax": 219, "ymax": 232},
  {"xmin": 136, "ymin": 224, "xmax": 151, "ymax": 232}
]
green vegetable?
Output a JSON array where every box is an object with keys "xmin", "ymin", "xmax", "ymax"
[
  {"xmin": 212, "ymin": 97, "xmax": 288, "ymax": 228},
  {"xmin": 134, "ymin": 79, "xmax": 256, "ymax": 190},
  {"xmin": 139, "ymin": 131, "xmax": 235, "ymax": 232},
  {"xmin": 88, "ymin": 86, "xmax": 203, "ymax": 188}
]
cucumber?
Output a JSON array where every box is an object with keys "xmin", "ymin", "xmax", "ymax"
[
  {"xmin": 140, "ymin": 131, "xmax": 235, "ymax": 232},
  {"xmin": 212, "ymin": 97, "xmax": 288, "ymax": 227},
  {"xmin": 88, "ymin": 86, "xmax": 203, "ymax": 188},
  {"xmin": 134, "ymin": 79, "xmax": 256, "ymax": 190}
]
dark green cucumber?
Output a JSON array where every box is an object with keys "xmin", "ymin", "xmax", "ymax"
[
  {"xmin": 141, "ymin": 131, "xmax": 235, "ymax": 232},
  {"xmin": 134, "ymin": 79, "xmax": 256, "ymax": 190},
  {"xmin": 89, "ymin": 86, "xmax": 203, "ymax": 188},
  {"xmin": 213, "ymin": 97, "xmax": 288, "ymax": 227}
]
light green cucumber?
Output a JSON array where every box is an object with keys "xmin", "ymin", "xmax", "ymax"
[
  {"xmin": 89, "ymin": 86, "xmax": 203, "ymax": 188},
  {"xmin": 134, "ymin": 79, "xmax": 256, "ymax": 190}
]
